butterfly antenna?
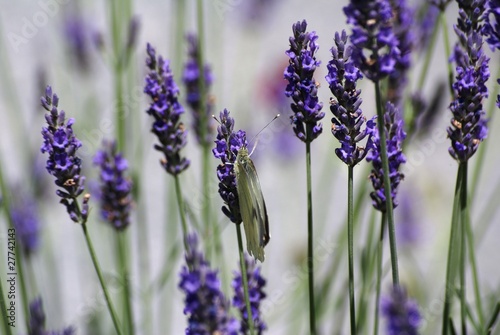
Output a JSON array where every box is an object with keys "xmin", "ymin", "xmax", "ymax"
[{"xmin": 249, "ymin": 114, "xmax": 280, "ymax": 156}]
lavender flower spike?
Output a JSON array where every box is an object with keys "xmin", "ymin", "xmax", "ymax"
[
  {"xmin": 212, "ymin": 109, "xmax": 247, "ymax": 224},
  {"xmin": 326, "ymin": 30, "xmax": 376, "ymax": 166},
  {"xmin": 29, "ymin": 297, "xmax": 76, "ymax": 335},
  {"xmin": 93, "ymin": 139, "xmax": 133, "ymax": 231},
  {"xmin": 11, "ymin": 191, "xmax": 40, "ymax": 256},
  {"xmin": 366, "ymin": 102, "xmax": 406, "ymax": 212},
  {"xmin": 179, "ymin": 234, "xmax": 240, "ymax": 334},
  {"xmin": 381, "ymin": 286, "xmax": 421, "ymax": 335},
  {"xmin": 284, "ymin": 20, "xmax": 325, "ymax": 143},
  {"xmin": 144, "ymin": 43, "xmax": 190, "ymax": 175},
  {"xmin": 343, "ymin": 0, "xmax": 401, "ymax": 82},
  {"xmin": 482, "ymin": 0, "xmax": 500, "ymax": 51},
  {"xmin": 232, "ymin": 255, "xmax": 267, "ymax": 334},
  {"xmin": 448, "ymin": 0, "xmax": 490, "ymax": 162},
  {"xmin": 183, "ymin": 33, "xmax": 215, "ymax": 145},
  {"xmin": 41, "ymin": 86, "xmax": 89, "ymax": 223}
]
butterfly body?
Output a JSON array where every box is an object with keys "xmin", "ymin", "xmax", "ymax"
[{"xmin": 235, "ymin": 147, "xmax": 270, "ymax": 262}]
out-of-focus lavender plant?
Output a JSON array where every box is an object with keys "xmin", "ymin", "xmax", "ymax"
[
  {"xmin": 284, "ymin": 20, "xmax": 324, "ymax": 143},
  {"xmin": 326, "ymin": 30, "xmax": 376, "ymax": 166},
  {"xmin": 63, "ymin": 12, "xmax": 91, "ymax": 73},
  {"xmin": 10, "ymin": 190, "xmax": 40, "ymax": 256},
  {"xmin": 93, "ymin": 140, "xmax": 133, "ymax": 231},
  {"xmin": 396, "ymin": 191, "xmax": 420, "ymax": 246},
  {"xmin": 366, "ymin": 103, "xmax": 406, "ymax": 212},
  {"xmin": 415, "ymin": 2, "xmax": 440, "ymax": 53},
  {"xmin": 144, "ymin": 43, "xmax": 190, "ymax": 175},
  {"xmin": 387, "ymin": 0, "xmax": 414, "ymax": 105},
  {"xmin": 343, "ymin": 0, "xmax": 400, "ymax": 82},
  {"xmin": 28, "ymin": 297, "xmax": 75, "ymax": 335},
  {"xmin": 212, "ymin": 109, "xmax": 247, "ymax": 224},
  {"xmin": 232, "ymin": 255, "xmax": 267, "ymax": 334},
  {"xmin": 447, "ymin": 0, "xmax": 489, "ymax": 162},
  {"xmin": 182, "ymin": 33, "xmax": 214, "ymax": 146},
  {"xmin": 40, "ymin": 86, "xmax": 89, "ymax": 223},
  {"xmin": 381, "ymin": 286, "xmax": 421, "ymax": 335},
  {"xmin": 179, "ymin": 234, "xmax": 240, "ymax": 334}
]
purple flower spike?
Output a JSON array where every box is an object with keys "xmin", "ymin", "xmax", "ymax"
[
  {"xmin": 93, "ymin": 139, "xmax": 133, "ymax": 231},
  {"xmin": 366, "ymin": 102, "xmax": 406, "ymax": 212},
  {"xmin": 326, "ymin": 30, "xmax": 375, "ymax": 166},
  {"xmin": 482, "ymin": 0, "xmax": 500, "ymax": 51},
  {"xmin": 381, "ymin": 286, "xmax": 421, "ymax": 335},
  {"xmin": 448, "ymin": 0, "xmax": 490, "ymax": 162},
  {"xmin": 343, "ymin": 0, "xmax": 401, "ymax": 82},
  {"xmin": 144, "ymin": 43, "xmax": 190, "ymax": 175},
  {"xmin": 212, "ymin": 109, "xmax": 247, "ymax": 224},
  {"xmin": 232, "ymin": 255, "xmax": 267, "ymax": 334},
  {"xmin": 40, "ymin": 86, "xmax": 89, "ymax": 223},
  {"xmin": 29, "ymin": 297, "xmax": 76, "ymax": 335},
  {"xmin": 183, "ymin": 33, "xmax": 215, "ymax": 145},
  {"xmin": 179, "ymin": 234, "xmax": 240, "ymax": 334},
  {"xmin": 284, "ymin": 20, "xmax": 325, "ymax": 143}
]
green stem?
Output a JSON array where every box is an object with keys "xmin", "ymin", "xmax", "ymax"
[
  {"xmin": 174, "ymin": 175, "xmax": 189, "ymax": 250},
  {"xmin": 0, "ymin": 161, "xmax": 30, "ymax": 331},
  {"xmin": 173, "ymin": 0, "xmax": 186, "ymax": 77},
  {"xmin": 486, "ymin": 302, "xmax": 500, "ymax": 335},
  {"xmin": 81, "ymin": 223, "xmax": 123, "ymax": 335},
  {"xmin": 236, "ymin": 224, "xmax": 255, "ymax": 335},
  {"xmin": 465, "ymin": 206, "xmax": 484, "ymax": 327},
  {"xmin": 117, "ymin": 231, "xmax": 134, "ymax": 335},
  {"xmin": 347, "ymin": 165, "xmax": 356, "ymax": 335},
  {"xmin": 373, "ymin": 213, "xmax": 386, "ymax": 335},
  {"xmin": 374, "ymin": 82, "xmax": 399, "ymax": 286},
  {"xmin": 439, "ymin": 12, "xmax": 455, "ymax": 98},
  {"xmin": 305, "ymin": 140, "xmax": 316, "ymax": 335},
  {"xmin": 0, "ymin": 273, "xmax": 13, "ymax": 335},
  {"xmin": 442, "ymin": 165, "xmax": 463, "ymax": 335},
  {"xmin": 459, "ymin": 163, "xmax": 468, "ymax": 335}
]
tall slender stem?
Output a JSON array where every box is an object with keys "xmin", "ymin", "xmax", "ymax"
[
  {"xmin": 347, "ymin": 165, "xmax": 356, "ymax": 335},
  {"xmin": 81, "ymin": 223, "xmax": 123, "ymax": 335},
  {"xmin": 117, "ymin": 231, "xmax": 134, "ymax": 335},
  {"xmin": 174, "ymin": 175, "xmax": 189, "ymax": 250},
  {"xmin": 440, "ymin": 12, "xmax": 455, "ymax": 98},
  {"xmin": 305, "ymin": 140, "xmax": 316, "ymax": 334},
  {"xmin": 459, "ymin": 162, "xmax": 468, "ymax": 335},
  {"xmin": 374, "ymin": 82, "xmax": 399, "ymax": 285},
  {"xmin": 236, "ymin": 224, "xmax": 255, "ymax": 335},
  {"xmin": 0, "ymin": 274, "xmax": 13, "ymax": 335},
  {"xmin": 417, "ymin": 8, "xmax": 440, "ymax": 91},
  {"xmin": 373, "ymin": 213, "xmax": 386, "ymax": 335},
  {"xmin": 442, "ymin": 164, "xmax": 463, "ymax": 335},
  {"xmin": 465, "ymin": 213, "xmax": 484, "ymax": 327}
]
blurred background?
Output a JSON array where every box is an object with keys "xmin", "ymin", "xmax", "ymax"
[{"xmin": 0, "ymin": 0, "xmax": 499, "ymax": 334}]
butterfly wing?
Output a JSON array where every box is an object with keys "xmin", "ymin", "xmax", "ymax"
[{"xmin": 235, "ymin": 149, "xmax": 270, "ymax": 262}]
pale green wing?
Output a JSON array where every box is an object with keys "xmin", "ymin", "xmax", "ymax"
[{"xmin": 235, "ymin": 148, "xmax": 269, "ymax": 262}]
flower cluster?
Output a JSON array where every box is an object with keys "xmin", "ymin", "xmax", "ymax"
[
  {"xmin": 482, "ymin": 0, "xmax": 500, "ymax": 51},
  {"xmin": 381, "ymin": 286, "xmax": 421, "ymax": 335},
  {"xmin": 29, "ymin": 297, "xmax": 75, "ymax": 335},
  {"xmin": 144, "ymin": 43, "xmax": 190, "ymax": 175},
  {"xmin": 179, "ymin": 234, "xmax": 239, "ymax": 334},
  {"xmin": 366, "ymin": 103, "xmax": 406, "ymax": 212},
  {"xmin": 326, "ymin": 30, "xmax": 376, "ymax": 166},
  {"xmin": 284, "ymin": 20, "xmax": 325, "ymax": 143},
  {"xmin": 11, "ymin": 191, "xmax": 40, "ymax": 255},
  {"xmin": 232, "ymin": 255, "xmax": 267, "ymax": 334},
  {"xmin": 93, "ymin": 140, "xmax": 133, "ymax": 231},
  {"xmin": 212, "ymin": 109, "xmax": 247, "ymax": 224},
  {"xmin": 40, "ymin": 86, "xmax": 89, "ymax": 223},
  {"xmin": 182, "ymin": 33, "xmax": 215, "ymax": 145},
  {"xmin": 387, "ymin": 0, "xmax": 414, "ymax": 104},
  {"xmin": 343, "ymin": 0, "xmax": 401, "ymax": 82},
  {"xmin": 448, "ymin": 0, "xmax": 490, "ymax": 162}
]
